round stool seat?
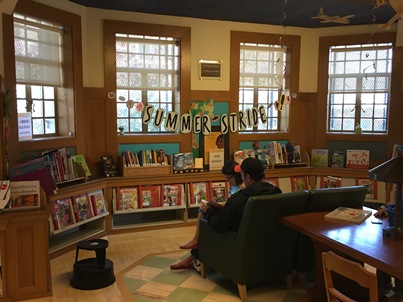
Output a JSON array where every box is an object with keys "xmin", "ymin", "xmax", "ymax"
[
  {"xmin": 71, "ymin": 258, "xmax": 115, "ymax": 290},
  {"xmin": 71, "ymin": 239, "xmax": 115, "ymax": 290}
]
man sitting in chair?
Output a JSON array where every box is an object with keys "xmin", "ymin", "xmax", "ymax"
[{"xmin": 170, "ymin": 157, "xmax": 282, "ymax": 271}]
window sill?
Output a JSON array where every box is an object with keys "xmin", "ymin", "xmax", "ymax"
[
  {"xmin": 19, "ymin": 136, "xmax": 77, "ymax": 152},
  {"xmin": 325, "ymin": 133, "xmax": 387, "ymax": 142}
]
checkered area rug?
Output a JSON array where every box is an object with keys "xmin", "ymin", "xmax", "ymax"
[{"xmin": 117, "ymin": 250, "xmax": 306, "ymax": 302}]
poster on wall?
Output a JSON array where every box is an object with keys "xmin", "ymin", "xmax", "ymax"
[{"xmin": 199, "ymin": 126, "xmax": 229, "ymax": 169}]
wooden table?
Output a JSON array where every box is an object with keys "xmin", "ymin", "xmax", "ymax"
[{"xmin": 281, "ymin": 208, "xmax": 403, "ymax": 301}]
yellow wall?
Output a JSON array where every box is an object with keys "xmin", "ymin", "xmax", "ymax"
[{"xmin": 0, "ymin": 0, "xmax": 396, "ymax": 93}]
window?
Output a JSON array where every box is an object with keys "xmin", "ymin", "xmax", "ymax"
[
  {"xmin": 14, "ymin": 14, "xmax": 62, "ymax": 138},
  {"xmin": 239, "ymin": 43, "xmax": 287, "ymax": 132},
  {"xmin": 327, "ymin": 43, "xmax": 392, "ymax": 133},
  {"xmin": 115, "ymin": 34, "xmax": 180, "ymax": 133}
]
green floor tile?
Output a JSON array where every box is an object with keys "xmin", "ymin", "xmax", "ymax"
[
  {"xmin": 152, "ymin": 269, "xmax": 193, "ymax": 286},
  {"xmin": 141, "ymin": 255, "xmax": 176, "ymax": 269},
  {"xmin": 165, "ymin": 287, "xmax": 208, "ymax": 302},
  {"xmin": 122, "ymin": 276, "xmax": 148, "ymax": 292}
]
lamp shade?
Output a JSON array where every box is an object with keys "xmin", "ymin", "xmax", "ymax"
[{"xmin": 368, "ymin": 156, "xmax": 403, "ymax": 184}]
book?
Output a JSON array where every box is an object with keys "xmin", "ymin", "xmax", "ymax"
[
  {"xmin": 9, "ymin": 180, "xmax": 41, "ymax": 209},
  {"xmin": 12, "ymin": 167, "xmax": 57, "ymax": 196},
  {"xmin": 10, "ymin": 157, "xmax": 46, "ymax": 179},
  {"xmin": 209, "ymin": 181, "xmax": 228, "ymax": 203},
  {"xmin": 89, "ymin": 190, "xmax": 108, "ymax": 215},
  {"xmin": 392, "ymin": 144, "xmax": 403, "ymax": 158},
  {"xmin": 325, "ymin": 207, "xmax": 372, "ymax": 224},
  {"xmin": 244, "ymin": 149, "xmax": 255, "ymax": 159},
  {"xmin": 71, "ymin": 154, "xmax": 92, "ymax": 177},
  {"xmin": 139, "ymin": 185, "xmax": 161, "ymax": 208},
  {"xmin": 331, "ymin": 151, "xmax": 345, "ymax": 168},
  {"xmin": 290, "ymin": 176, "xmax": 309, "ymax": 192},
  {"xmin": 346, "ymin": 150, "xmax": 370, "ymax": 169},
  {"xmin": 356, "ymin": 178, "xmax": 377, "ymax": 199},
  {"xmin": 118, "ymin": 187, "xmax": 139, "ymax": 211},
  {"xmin": 320, "ymin": 176, "xmax": 341, "ymax": 188},
  {"xmin": 190, "ymin": 182, "xmax": 209, "ymax": 204},
  {"xmin": 0, "ymin": 180, "xmax": 11, "ymax": 210},
  {"xmin": 51, "ymin": 198, "xmax": 75, "ymax": 230},
  {"xmin": 173, "ymin": 153, "xmax": 186, "ymax": 171},
  {"xmin": 256, "ymin": 149, "xmax": 270, "ymax": 166},
  {"xmin": 233, "ymin": 150, "xmax": 246, "ymax": 164},
  {"xmin": 183, "ymin": 152, "xmax": 195, "ymax": 170},
  {"xmin": 101, "ymin": 155, "xmax": 117, "ymax": 177},
  {"xmin": 293, "ymin": 145, "xmax": 302, "ymax": 163},
  {"xmin": 311, "ymin": 149, "xmax": 329, "ymax": 167},
  {"xmin": 161, "ymin": 184, "xmax": 183, "ymax": 206},
  {"xmin": 72, "ymin": 193, "xmax": 94, "ymax": 221}
]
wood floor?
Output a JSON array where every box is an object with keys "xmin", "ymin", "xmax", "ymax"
[
  {"xmin": 20, "ymin": 225, "xmax": 196, "ymax": 302},
  {"xmin": 4, "ymin": 224, "xmax": 403, "ymax": 302}
]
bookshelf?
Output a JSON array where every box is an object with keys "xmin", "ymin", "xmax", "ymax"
[{"xmin": 44, "ymin": 165, "xmax": 386, "ymax": 258}]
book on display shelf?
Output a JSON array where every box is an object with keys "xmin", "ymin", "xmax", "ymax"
[
  {"xmin": 331, "ymin": 151, "xmax": 345, "ymax": 168},
  {"xmin": 161, "ymin": 184, "xmax": 183, "ymax": 207},
  {"xmin": 72, "ymin": 193, "xmax": 94, "ymax": 222},
  {"xmin": 291, "ymin": 176, "xmax": 309, "ymax": 192},
  {"xmin": 209, "ymin": 181, "xmax": 228, "ymax": 203},
  {"xmin": 311, "ymin": 149, "xmax": 329, "ymax": 167},
  {"xmin": 117, "ymin": 187, "xmax": 139, "ymax": 211},
  {"xmin": 256, "ymin": 149, "xmax": 270, "ymax": 166},
  {"xmin": 325, "ymin": 207, "xmax": 372, "ymax": 224},
  {"xmin": 346, "ymin": 150, "xmax": 369, "ymax": 169},
  {"xmin": 101, "ymin": 155, "xmax": 117, "ymax": 177},
  {"xmin": 51, "ymin": 198, "xmax": 75, "ymax": 230},
  {"xmin": 356, "ymin": 178, "xmax": 377, "ymax": 200},
  {"xmin": 233, "ymin": 150, "xmax": 246, "ymax": 164},
  {"xmin": 89, "ymin": 190, "xmax": 108, "ymax": 215},
  {"xmin": 320, "ymin": 176, "xmax": 341, "ymax": 189},
  {"xmin": 139, "ymin": 185, "xmax": 161, "ymax": 208},
  {"xmin": 9, "ymin": 180, "xmax": 41, "ymax": 210},
  {"xmin": 189, "ymin": 182, "xmax": 209, "ymax": 205}
]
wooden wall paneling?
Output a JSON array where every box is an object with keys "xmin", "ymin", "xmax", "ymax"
[{"xmin": 83, "ymin": 87, "xmax": 108, "ymax": 175}]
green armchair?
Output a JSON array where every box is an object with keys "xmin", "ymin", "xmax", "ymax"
[{"xmin": 198, "ymin": 190, "xmax": 310, "ymax": 302}]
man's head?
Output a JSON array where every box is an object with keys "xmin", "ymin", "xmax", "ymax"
[{"xmin": 234, "ymin": 157, "xmax": 265, "ymax": 185}]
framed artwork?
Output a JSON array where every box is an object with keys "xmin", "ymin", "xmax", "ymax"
[{"xmin": 199, "ymin": 126, "xmax": 229, "ymax": 169}]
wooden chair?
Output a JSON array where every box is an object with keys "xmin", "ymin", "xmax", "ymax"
[{"xmin": 322, "ymin": 251, "xmax": 378, "ymax": 302}]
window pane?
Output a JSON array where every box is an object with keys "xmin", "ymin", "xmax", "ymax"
[{"xmin": 327, "ymin": 43, "xmax": 392, "ymax": 133}]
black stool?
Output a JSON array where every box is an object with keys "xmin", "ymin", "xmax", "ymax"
[{"xmin": 70, "ymin": 239, "xmax": 115, "ymax": 290}]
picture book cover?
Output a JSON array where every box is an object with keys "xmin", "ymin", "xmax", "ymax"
[
  {"xmin": 89, "ymin": 189, "xmax": 107, "ymax": 215},
  {"xmin": 243, "ymin": 149, "xmax": 255, "ymax": 159},
  {"xmin": 290, "ymin": 176, "xmax": 309, "ymax": 192},
  {"xmin": 346, "ymin": 150, "xmax": 370, "ymax": 169},
  {"xmin": 256, "ymin": 149, "xmax": 270, "ymax": 166},
  {"xmin": 190, "ymin": 182, "xmax": 209, "ymax": 204},
  {"xmin": 161, "ymin": 184, "xmax": 183, "ymax": 207},
  {"xmin": 356, "ymin": 178, "xmax": 377, "ymax": 199},
  {"xmin": 72, "ymin": 193, "xmax": 94, "ymax": 222},
  {"xmin": 139, "ymin": 185, "xmax": 161, "ymax": 208},
  {"xmin": 392, "ymin": 144, "xmax": 403, "ymax": 158},
  {"xmin": 101, "ymin": 155, "xmax": 117, "ymax": 177},
  {"xmin": 320, "ymin": 176, "xmax": 342, "ymax": 188},
  {"xmin": 331, "ymin": 151, "xmax": 345, "ymax": 168},
  {"xmin": 233, "ymin": 150, "xmax": 245, "ymax": 164},
  {"xmin": 10, "ymin": 157, "xmax": 46, "ymax": 179},
  {"xmin": 71, "ymin": 154, "xmax": 92, "ymax": 177},
  {"xmin": 52, "ymin": 198, "xmax": 75, "ymax": 230},
  {"xmin": 209, "ymin": 181, "xmax": 228, "ymax": 203},
  {"xmin": 118, "ymin": 187, "xmax": 139, "ymax": 211},
  {"xmin": 293, "ymin": 145, "xmax": 302, "ymax": 163},
  {"xmin": 173, "ymin": 153, "xmax": 186, "ymax": 171},
  {"xmin": 9, "ymin": 180, "xmax": 40, "ymax": 209},
  {"xmin": 311, "ymin": 149, "xmax": 329, "ymax": 167}
]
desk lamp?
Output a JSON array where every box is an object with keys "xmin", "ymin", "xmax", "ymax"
[{"xmin": 369, "ymin": 156, "xmax": 403, "ymax": 240}]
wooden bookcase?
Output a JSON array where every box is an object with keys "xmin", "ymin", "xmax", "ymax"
[{"xmin": 45, "ymin": 165, "xmax": 385, "ymax": 259}]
